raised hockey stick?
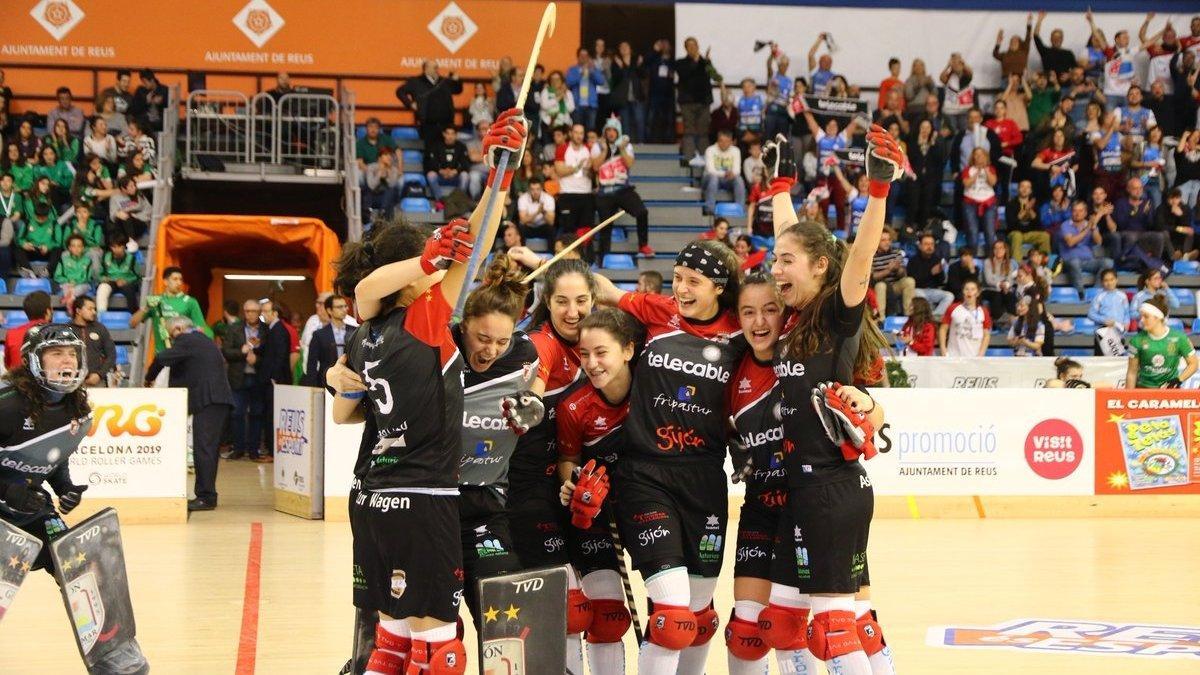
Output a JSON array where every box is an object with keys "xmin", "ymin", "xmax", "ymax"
[
  {"xmin": 521, "ymin": 209, "xmax": 625, "ymax": 283},
  {"xmin": 452, "ymin": 3, "xmax": 557, "ymax": 320},
  {"xmin": 607, "ymin": 510, "xmax": 643, "ymax": 644}
]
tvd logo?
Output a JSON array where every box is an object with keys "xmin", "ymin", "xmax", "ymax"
[
  {"xmin": 757, "ymin": 489, "xmax": 787, "ymax": 508},
  {"xmin": 655, "ymin": 425, "xmax": 704, "ymax": 452}
]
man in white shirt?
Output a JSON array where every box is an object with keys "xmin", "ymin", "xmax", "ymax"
[
  {"xmin": 517, "ymin": 178, "xmax": 556, "ymax": 241},
  {"xmin": 553, "ymin": 123, "xmax": 595, "ymax": 236},
  {"xmin": 702, "ymin": 129, "xmax": 745, "ymax": 215}
]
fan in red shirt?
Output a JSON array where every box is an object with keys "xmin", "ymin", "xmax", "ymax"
[
  {"xmin": 984, "ymin": 99, "xmax": 1023, "ymax": 157},
  {"xmin": 4, "ymin": 292, "xmax": 51, "ymax": 370},
  {"xmin": 899, "ymin": 296, "xmax": 937, "ymax": 356}
]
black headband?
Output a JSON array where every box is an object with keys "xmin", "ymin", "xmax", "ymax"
[{"xmin": 675, "ymin": 242, "xmax": 729, "ymax": 284}]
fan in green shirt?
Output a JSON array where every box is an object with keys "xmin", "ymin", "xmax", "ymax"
[
  {"xmin": 44, "ymin": 122, "xmax": 81, "ymax": 165},
  {"xmin": 130, "ymin": 265, "xmax": 212, "ymax": 351},
  {"xmin": 17, "ymin": 207, "xmax": 59, "ymax": 251},
  {"xmin": 23, "ymin": 176, "xmax": 58, "ymax": 223},
  {"xmin": 34, "ymin": 145, "xmax": 73, "ymax": 192},
  {"xmin": 355, "ymin": 118, "xmax": 396, "ymax": 166},
  {"xmin": 58, "ymin": 202, "xmax": 105, "ymax": 250},
  {"xmin": 1127, "ymin": 297, "xmax": 1198, "ymax": 389},
  {"xmin": 54, "ymin": 234, "xmax": 96, "ymax": 294},
  {"xmin": 0, "ymin": 173, "xmax": 23, "ymax": 225}
]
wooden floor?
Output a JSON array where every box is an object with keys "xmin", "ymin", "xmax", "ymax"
[{"xmin": 2, "ymin": 461, "xmax": 1198, "ymax": 674}]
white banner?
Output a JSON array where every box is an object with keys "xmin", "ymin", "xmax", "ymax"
[
  {"xmin": 867, "ymin": 389, "xmax": 1095, "ymax": 496},
  {"xmin": 323, "ymin": 392, "xmax": 364, "ymax": 520},
  {"xmin": 895, "ymin": 356, "xmax": 1130, "ymax": 389},
  {"xmin": 273, "ymin": 385, "xmax": 325, "ymax": 519},
  {"xmin": 69, "ymin": 388, "xmax": 188, "ymax": 499}
]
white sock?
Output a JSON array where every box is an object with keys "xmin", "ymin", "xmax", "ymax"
[
  {"xmin": 812, "ymin": 596, "xmax": 871, "ymax": 675},
  {"xmin": 566, "ymin": 633, "xmax": 584, "ymax": 675},
  {"xmin": 728, "ymin": 600, "xmax": 769, "ymax": 674},
  {"xmin": 364, "ymin": 618, "xmax": 409, "ymax": 675},
  {"xmin": 770, "ymin": 585, "xmax": 821, "ymax": 675},
  {"xmin": 637, "ymin": 567, "xmax": 690, "ymax": 675},
  {"xmin": 677, "ymin": 576, "xmax": 718, "ymax": 675},
  {"xmin": 855, "ymin": 600, "xmax": 896, "ymax": 675},
  {"xmin": 583, "ymin": 570, "xmax": 627, "ymax": 675}
]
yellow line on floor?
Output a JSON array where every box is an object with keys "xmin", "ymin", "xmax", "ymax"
[{"xmin": 905, "ymin": 495, "xmax": 920, "ymax": 519}]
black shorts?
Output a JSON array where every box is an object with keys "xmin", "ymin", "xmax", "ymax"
[
  {"xmin": 8, "ymin": 506, "xmax": 69, "ymax": 576},
  {"xmin": 506, "ymin": 488, "xmax": 571, "ymax": 569},
  {"xmin": 460, "ymin": 488, "xmax": 521, "ymax": 625},
  {"xmin": 350, "ymin": 488, "xmax": 464, "ymax": 622},
  {"xmin": 613, "ymin": 457, "xmax": 728, "ymax": 578},
  {"xmin": 770, "ymin": 472, "xmax": 873, "ymax": 594},
  {"xmin": 734, "ymin": 492, "xmax": 787, "ymax": 581},
  {"xmin": 568, "ymin": 503, "xmax": 621, "ymax": 576}
]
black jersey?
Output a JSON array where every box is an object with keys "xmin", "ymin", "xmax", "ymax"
[
  {"xmin": 730, "ymin": 355, "xmax": 788, "ymax": 498},
  {"xmin": 509, "ymin": 323, "xmax": 584, "ymax": 496},
  {"xmin": 455, "ymin": 327, "xmax": 539, "ymax": 499},
  {"xmin": 618, "ymin": 292, "xmax": 747, "ymax": 462},
  {"xmin": 556, "ymin": 383, "xmax": 629, "ymax": 468},
  {"xmin": 0, "ymin": 387, "xmax": 91, "ymax": 526},
  {"xmin": 773, "ymin": 292, "xmax": 866, "ymax": 486},
  {"xmin": 345, "ymin": 285, "xmax": 464, "ymax": 491}
]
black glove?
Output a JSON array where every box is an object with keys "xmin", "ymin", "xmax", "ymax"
[
  {"xmin": 729, "ymin": 438, "xmax": 753, "ymax": 485},
  {"xmin": 762, "ymin": 134, "xmax": 797, "ymax": 186},
  {"xmin": 0, "ymin": 481, "xmax": 49, "ymax": 514},
  {"xmin": 57, "ymin": 484, "xmax": 87, "ymax": 514}
]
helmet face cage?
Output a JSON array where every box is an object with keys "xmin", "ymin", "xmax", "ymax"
[{"xmin": 23, "ymin": 325, "xmax": 87, "ymax": 394}]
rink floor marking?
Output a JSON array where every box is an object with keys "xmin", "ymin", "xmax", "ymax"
[
  {"xmin": 972, "ymin": 496, "xmax": 987, "ymax": 519},
  {"xmin": 905, "ymin": 495, "xmax": 920, "ymax": 519},
  {"xmin": 236, "ymin": 522, "xmax": 264, "ymax": 674}
]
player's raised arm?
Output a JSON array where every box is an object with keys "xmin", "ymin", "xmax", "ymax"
[
  {"xmin": 762, "ymin": 134, "xmax": 799, "ymax": 238},
  {"xmin": 841, "ymin": 125, "xmax": 904, "ymax": 308}
]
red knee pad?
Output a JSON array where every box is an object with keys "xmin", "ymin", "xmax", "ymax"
[
  {"xmin": 586, "ymin": 598, "xmax": 632, "ymax": 643},
  {"xmin": 758, "ymin": 603, "xmax": 809, "ymax": 650},
  {"xmin": 366, "ymin": 624, "xmax": 411, "ymax": 674},
  {"xmin": 405, "ymin": 638, "xmax": 466, "ymax": 675},
  {"xmin": 856, "ymin": 611, "xmax": 886, "ymax": 656},
  {"xmin": 567, "ymin": 588, "xmax": 593, "ymax": 634},
  {"xmin": 647, "ymin": 605, "xmax": 698, "ymax": 651},
  {"xmin": 367, "ymin": 648, "xmax": 406, "ymax": 675},
  {"xmin": 807, "ymin": 610, "xmax": 862, "ymax": 661},
  {"xmin": 692, "ymin": 606, "xmax": 720, "ymax": 646},
  {"xmin": 725, "ymin": 616, "xmax": 771, "ymax": 661}
]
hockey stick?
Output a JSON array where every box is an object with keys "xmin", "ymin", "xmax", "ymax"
[
  {"xmin": 521, "ymin": 209, "xmax": 625, "ymax": 283},
  {"xmin": 607, "ymin": 509, "xmax": 643, "ymax": 644},
  {"xmin": 452, "ymin": 3, "xmax": 557, "ymax": 320}
]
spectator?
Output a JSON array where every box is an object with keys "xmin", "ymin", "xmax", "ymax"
[
  {"xmin": 946, "ymin": 246, "xmax": 980, "ymax": 300},
  {"xmin": 1126, "ymin": 295, "xmax": 1197, "ymax": 388},
  {"xmin": 709, "ymin": 87, "xmax": 739, "ymax": 144},
  {"xmin": 298, "ymin": 291, "xmax": 330, "ymax": 376},
  {"xmin": 537, "ymin": 71, "xmax": 575, "ymax": 138},
  {"xmin": 1061, "ymin": 67, "xmax": 1099, "ymax": 127},
  {"xmin": 1027, "ymin": 70, "xmax": 1061, "ymax": 130},
  {"xmin": 734, "ymin": 235, "xmax": 766, "ymax": 273},
  {"xmin": 395, "ymin": 60, "xmax": 462, "ymax": 147},
  {"xmin": 939, "ymin": 52, "xmax": 975, "ymax": 131},
  {"xmin": 798, "ymin": 195, "xmax": 827, "ymax": 227},
  {"xmin": 119, "ymin": 150, "xmax": 154, "ymax": 184},
  {"xmin": 904, "ymin": 118, "xmax": 946, "ymax": 227},
  {"xmin": 464, "ymin": 119, "xmax": 491, "ymax": 199},
  {"xmin": 498, "ymin": 220, "xmax": 524, "ymax": 252},
  {"xmin": 736, "ymin": 77, "xmax": 765, "ymax": 143},
  {"xmin": 553, "ymin": 123, "xmax": 595, "ymax": 236},
  {"xmin": 746, "ymin": 167, "xmax": 775, "ymax": 238},
  {"xmin": 35, "ymin": 145, "xmax": 71, "ymax": 208},
  {"xmin": 960, "ymin": 146, "xmax": 999, "ymax": 253},
  {"xmin": 1039, "ymin": 183, "xmax": 1072, "ymax": 231},
  {"xmin": 1033, "ymin": 11, "xmax": 1077, "ymax": 81},
  {"xmin": 146, "ymin": 316, "xmax": 233, "ymax": 510},
  {"xmin": 1007, "ymin": 179, "xmax": 1050, "ymax": 255},
  {"xmin": 120, "ymin": 118, "xmax": 156, "ymax": 168},
  {"xmin": 992, "ymin": 77, "xmax": 1031, "ymax": 141},
  {"xmin": 765, "ymin": 48, "xmax": 794, "ymax": 139},
  {"xmin": 702, "ymin": 129, "xmax": 744, "ymax": 215},
  {"xmin": 302, "ymin": 294, "xmax": 351, "ymax": 390},
  {"xmin": 108, "ymin": 175, "xmax": 152, "ymax": 242},
  {"xmin": 495, "ymin": 66, "xmax": 521, "ymax": 124},
  {"xmin": 593, "ymin": 117, "xmax": 653, "ymax": 258},
  {"xmin": 566, "ymin": 47, "xmax": 605, "ymax": 131},
  {"xmin": 1113, "ymin": 176, "xmax": 1168, "ymax": 272},
  {"xmin": 1060, "ymin": 200, "xmax": 1113, "ymax": 299},
  {"xmin": 1113, "ymin": 85, "xmax": 1156, "ymax": 140},
  {"xmin": 700, "ymin": 217, "xmax": 733, "ymax": 247},
  {"xmin": 1031, "ymin": 128, "xmax": 1076, "ymax": 198},
  {"xmin": 877, "ymin": 57, "xmax": 905, "ymax": 112},
  {"xmin": 83, "ymin": 116, "xmax": 119, "ymax": 166},
  {"xmin": 0, "ymin": 172, "xmax": 20, "ymax": 277},
  {"xmin": 44, "ymin": 118, "xmax": 80, "ymax": 167},
  {"xmin": 873, "ymin": 89, "xmax": 909, "ymax": 136},
  {"xmin": 637, "ymin": 270, "xmax": 663, "ymax": 294},
  {"xmin": 939, "ymin": 278, "xmax": 992, "ymax": 356},
  {"xmin": 610, "ymin": 41, "xmax": 646, "ymax": 143},
  {"xmin": 907, "ymin": 232, "xmax": 954, "ymax": 318},
  {"xmin": 354, "ymin": 117, "xmax": 396, "ymax": 174},
  {"xmin": 743, "ymin": 139, "xmax": 765, "ymax": 188},
  {"xmin": 807, "ymin": 32, "xmax": 836, "ymax": 94},
  {"xmin": 71, "ymin": 155, "xmax": 116, "ymax": 215},
  {"xmin": 593, "ymin": 39, "xmax": 613, "ymax": 123},
  {"xmin": 1128, "ymin": 268, "xmax": 1179, "ymax": 325},
  {"xmin": 903, "ymin": 58, "xmax": 937, "ymax": 109},
  {"xmin": 980, "ymin": 239, "xmax": 1018, "ymax": 321},
  {"xmin": 61, "ymin": 202, "xmax": 104, "ymax": 269},
  {"xmin": 47, "ymin": 86, "xmax": 85, "ymax": 137},
  {"xmin": 3, "ymin": 291, "xmax": 50, "ymax": 370},
  {"xmin": 992, "ymin": 15, "xmax": 1033, "ymax": 79},
  {"xmin": 800, "ymin": 109, "xmax": 859, "ymax": 230},
  {"xmin": 468, "ymin": 82, "xmax": 493, "ymax": 128},
  {"xmin": 675, "ymin": 37, "xmax": 717, "ymax": 160},
  {"xmin": 1157, "ymin": 188, "xmax": 1196, "ymax": 261},
  {"xmin": 70, "ymin": 295, "xmax": 115, "ymax": 387},
  {"xmin": 130, "ymin": 265, "xmax": 211, "ymax": 352},
  {"xmin": 221, "ymin": 299, "xmax": 265, "ymax": 461},
  {"xmin": 423, "ymin": 125, "xmax": 470, "ymax": 201},
  {"xmin": 95, "ymin": 233, "xmax": 141, "ymax": 313},
  {"xmin": 833, "ymin": 169, "xmax": 872, "ymax": 235},
  {"xmin": 1172, "ymin": 129, "xmax": 1199, "ymax": 209},
  {"xmin": 265, "ymin": 72, "xmax": 293, "ymax": 102},
  {"xmin": 872, "ymin": 227, "xmax": 916, "ymax": 316},
  {"xmin": 1088, "ymin": 9, "xmax": 1137, "ymax": 109},
  {"xmin": 15, "ymin": 201, "xmax": 59, "ymax": 277},
  {"xmin": 1144, "ymin": 81, "xmax": 1179, "ymax": 138},
  {"xmin": 517, "ymin": 178, "xmax": 556, "ymax": 241},
  {"xmin": 363, "ymin": 148, "xmax": 401, "ymax": 222},
  {"xmin": 1026, "ymin": 247, "xmax": 1055, "ymax": 292},
  {"xmin": 1132, "ymin": 125, "xmax": 1166, "ymax": 208},
  {"xmin": 644, "ymin": 39, "xmax": 675, "ymax": 144},
  {"xmin": 13, "ymin": 118, "xmax": 41, "ymax": 162},
  {"xmin": 96, "ymin": 69, "xmax": 133, "ymax": 116},
  {"xmin": 130, "ymin": 69, "xmax": 168, "ymax": 132},
  {"xmin": 899, "ymin": 296, "xmax": 937, "ymax": 355},
  {"xmin": 1006, "ymin": 293, "xmax": 1046, "ymax": 356},
  {"xmin": 1087, "ymin": 268, "xmax": 1130, "ymax": 354},
  {"xmin": 97, "ymin": 94, "xmax": 128, "ymax": 137},
  {"xmin": 0, "ymin": 69, "xmax": 10, "ymax": 124}
]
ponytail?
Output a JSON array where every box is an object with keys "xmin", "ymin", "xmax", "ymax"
[{"xmin": 464, "ymin": 254, "xmax": 528, "ymax": 323}]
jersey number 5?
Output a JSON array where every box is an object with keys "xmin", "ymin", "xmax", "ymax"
[{"xmin": 361, "ymin": 360, "xmax": 394, "ymax": 415}]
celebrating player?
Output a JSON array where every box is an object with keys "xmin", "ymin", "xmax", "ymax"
[
  {"xmin": 555, "ymin": 308, "xmax": 641, "ymax": 675},
  {"xmin": 592, "ymin": 239, "xmax": 747, "ymax": 675}
]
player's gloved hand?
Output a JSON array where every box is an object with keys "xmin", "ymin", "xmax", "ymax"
[
  {"xmin": 729, "ymin": 437, "xmax": 753, "ymax": 484},
  {"xmin": 762, "ymin": 134, "xmax": 797, "ymax": 197},
  {"xmin": 500, "ymin": 389, "xmax": 545, "ymax": 435},
  {"xmin": 419, "ymin": 218, "xmax": 474, "ymax": 275},
  {"xmin": 57, "ymin": 484, "xmax": 87, "ymax": 514},
  {"xmin": 570, "ymin": 459, "xmax": 610, "ymax": 529},
  {"xmin": 0, "ymin": 481, "xmax": 49, "ymax": 514},
  {"xmin": 814, "ymin": 382, "xmax": 877, "ymax": 461},
  {"xmin": 865, "ymin": 124, "xmax": 905, "ymax": 198},
  {"xmin": 1162, "ymin": 378, "xmax": 1182, "ymax": 389},
  {"xmin": 483, "ymin": 108, "xmax": 529, "ymax": 191}
]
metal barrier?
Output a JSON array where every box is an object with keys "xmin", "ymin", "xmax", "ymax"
[
  {"xmin": 249, "ymin": 92, "xmax": 276, "ymax": 163},
  {"xmin": 277, "ymin": 93, "xmax": 340, "ymax": 172},
  {"xmin": 184, "ymin": 90, "xmax": 250, "ymax": 168},
  {"xmin": 339, "ymin": 86, "xmax": 363, "ymax": 241}
]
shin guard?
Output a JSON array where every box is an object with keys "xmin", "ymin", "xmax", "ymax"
[{"xmin": 807, "ymin": 610, "xmax": 861, "ymax": 661}]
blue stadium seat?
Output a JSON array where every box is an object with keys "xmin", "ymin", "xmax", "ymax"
[
  {"xmin": 984, "ymin": 348, "xmax": 1011, "ymax": 357},
  {"xmin": 749, "ymin": 235, "xmax": 774, "ymax": 250},
  {"xmin": 1073, "ymin": 317, "xmax": 1096, "ymax": 333},
  {"xmin": 115, "ymin": 346, "xmax": 129, "ymax": 366},
  {"xmin": 393, "ymin": 127, "xmax": 421, "ymax": 140},
  {"xmin": 0, "ymin": 278, "xmax": 6, "ymax": 294},
  {"xmin": 882, "ymin": 316, "xmax": 907, "ymax": 333},
  {"xmin": 1171, "ymin": 288, "xmax": 1194, "ymax": 306},
  {"xmin": 1049, "ymin": 286, "xmax": 1079, "ymax": 304},
  {"xmin": 1166, "ymin": 318, "xmax": 1184, "ymax": 332},
  {"xmin": 402, "ymin": 150, "xmax": 424, "ymax": 166},
  {"xmin": 602, "ymin": 254, "xmax": 636, "ymax": 270},
  {"xmin": 13, "ymin": 278, "xmax": 52, "ymax": 296},
  {"xmin": 355, "ymin": 125, "xmax": 367, "ymax": 139},
  {"xmin": 51, "ymin": 311, "xmax": 69, "ymax": 324},
  {"xmin": 610, "ymin": 227, "xmax": 626, "ymax": 242},
  {"xmin": 1083, "ymin": 287, "xmax": 1104, "ymax": 302},
  {"xmin": 525, "ymin": 237, "xmax": 549, "ymax": 250},
  {"xmin": 833, "ymin": 230, "xmax": 848, "ymax": 241},
  {"xmin": 1172, "ymin": 259, "xmax": 1200, "ymax": 275},
  {"xmin": 400, "ymin": 198, "xmax": 433, "ymax": 213},
  {"xmin": 1059, "ymin": 348, "xmax": 1092, "ymax": 356},
  {"xmin": 101, "ymin": 311, "xmax": 132, "ymax": 330},
  {"xmin": 401, "ymin": 172, "xmax": 428, "ymax": 188},
  {"xmin": 713, "ymin": 202, "xmax": 746, "ymax": 218},
  {"xmin": 616, "ymin": 282, "xmax": 639, "ymax": 292},
  {"xmin": 4, "ymin": 311, "xmax": 26, "ymax": 328},
  {"xmin": 1193, "ymin": 319, "xmax": 1200, "ymax": 334}
]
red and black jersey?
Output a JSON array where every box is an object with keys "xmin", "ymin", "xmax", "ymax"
[
  {"xmin": 556, "ymin": 383, "xmax": 629, "ymax": 468},
  {"xmin": 729, "ymin": 355, "xmax": 787, "ymax": 497},
  {"xmin": 509, "ymin": 322, "xmax": 584, "ymax": 496},
  {"xmin": 346, "ymin": 285, "xmax": 464, "ymax": 491},
  {"xmin": 618, "ymin": 292, "xmax": 747, "ymax": 462},
  {"xmin": 773, "ymin": 294, "xmax": 866, "ymax": 486}
]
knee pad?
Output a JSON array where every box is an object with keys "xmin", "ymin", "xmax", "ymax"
[
  {"xmin": 807, "ymin": 610, "xmax": 862, "ymax": 661},
  {"xmin": 856, "ymin": 610, "xmax": 886, "ymax": 656},
  {"xmin": 367, "ymin": 624, "xmax": 411, "ymax": 673},
  {"xmin": 725, "ymin": 615, "xmax": 771, "ymax": 661},
  {"xmin": 586, "ymin": 598, "xmax": 632, "ymax": 644},
  {"xmin": 692, "ymin": 606, "xmax": 720, "ymax": 646},
  {"xmin": 405, "ymin": 638, "xmax": 466, "ymax": 675},
  {"xmin": 567, "ymin": 588, "xmax": 593, "ymax": 634},
  {"xmin": 758, "ymin": 603, "xmax": 809, "ymax": 650},
  {"xmin": 647, "ymin": 605, "xmax": 698, "ymax": 651}
]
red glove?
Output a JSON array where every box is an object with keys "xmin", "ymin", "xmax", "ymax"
[
  {"xmin": 864, "ymin": 124, "xmax": 905, "ymax": 198},
  {"xmin": 820, "ymin": 383, "xmax": 878, "ymax": 461},
  {"xmin": 570, "ymin": 459, "xmax": 610, "ymax": 529},
  {"xmin": 419, "ymin": 218, "xmax": 474, "ymax": 275},
  {"xmin": 483, "ymin": 108, "xmax": 529, "ymax": 191}
]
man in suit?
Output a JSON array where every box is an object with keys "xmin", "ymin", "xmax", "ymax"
[
  {"xmin": 302, "ymin": 294, "xmax": 351, "ymax": 391},
  {"xmin": 146, "ymin": 317, "xmax": 234, "ymax": 511},
  {"xmin": 221, "ymin": 299, "xmax": 266, "ymax": 462},
  {"xmin": 257, "ymin": 299, "xmax": 294, "ymax": 463}
]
